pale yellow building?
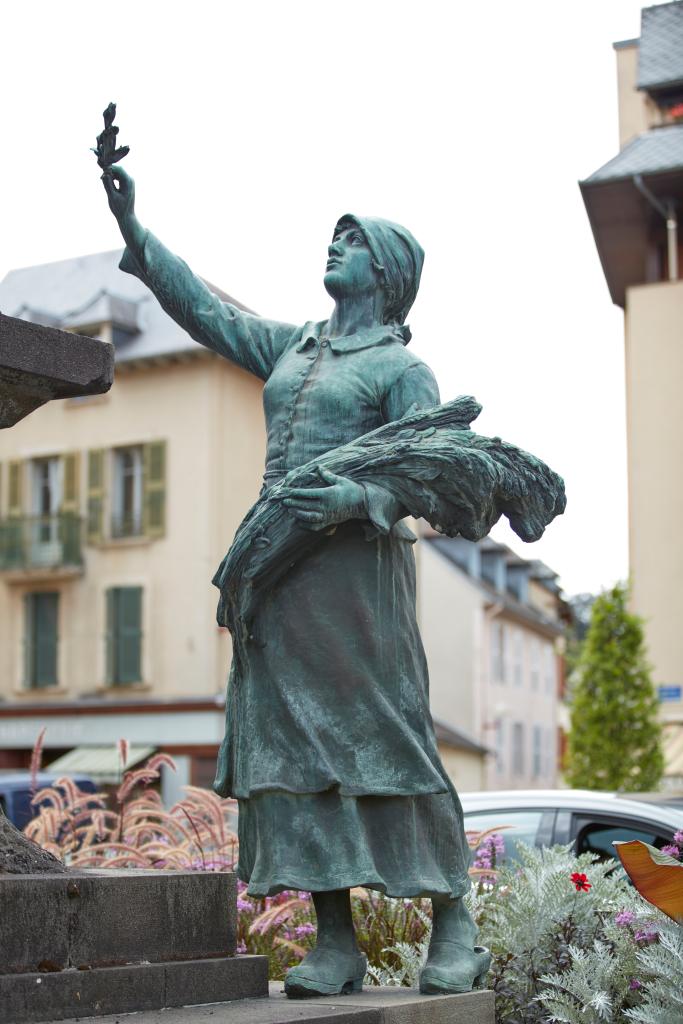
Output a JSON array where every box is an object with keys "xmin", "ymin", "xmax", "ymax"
[
  {"xmin": 0, "ymin": 250, "xmax": 265, "ymax": 797},
  {"xmin": 581, "ymin": 0, "xmax": 683, "ymax": 784}
]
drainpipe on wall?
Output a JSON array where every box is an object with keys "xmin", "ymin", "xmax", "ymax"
[{"xmin": 634, "ymin": 174, "xmax": 679, "ymax": 280}]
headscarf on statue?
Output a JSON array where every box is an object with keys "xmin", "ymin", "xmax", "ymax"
[{"xmin": 334, "ymin": 215, "xmax": 424, "ymax": 338}]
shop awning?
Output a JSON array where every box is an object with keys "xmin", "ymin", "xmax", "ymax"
[{"xmin": 47, "ymin": 745, "xmax": 156, "ymax": 783}]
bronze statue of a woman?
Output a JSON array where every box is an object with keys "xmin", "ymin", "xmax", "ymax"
[{"xmin": 100, "ymin": 131, "xmax": 564, "ymax": 998}]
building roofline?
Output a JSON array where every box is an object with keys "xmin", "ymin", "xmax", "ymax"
[
  {"xmin": 432, "ymin": 718, "xmax": 490, "ymax": 756},
  {"xmin": 613, "ymin": 37, "xmax": 640, "ymax": 50},
  {"xmin": 425, "ymin": 537, "xmax": 564, "ymax": 638}
]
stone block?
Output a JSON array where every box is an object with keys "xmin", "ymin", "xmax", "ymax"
[
  {"xmin": 0, "ymin": 870, "xmax": 237, "ymax": 974},
  {"xmin": 0, "ymin": 313, "xmax": 114, "ymax": 427},
  {"xmin": 0, "ymin": 955, "xmax": 268, "ymax": 1024}
]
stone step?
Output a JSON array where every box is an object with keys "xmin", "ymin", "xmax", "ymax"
[
  {"xmin": 0, "ymin": 955, "xmax": 269, "ymax": 1024},
  {"xmin": 35, "ymin": 982, "xmax": 495, "ymax": 1024}
]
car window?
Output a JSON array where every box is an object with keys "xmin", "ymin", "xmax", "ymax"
[
  {"xmin": 575, "ymin": 818, "xmax": 675, "ymax": 861},
  {"xmin": 464, "ymin": 809, "xmax": 546, "ymax": 863}
]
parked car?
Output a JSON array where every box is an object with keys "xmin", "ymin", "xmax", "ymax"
[
  {"xmin": 461, "ymin": 789, "xmax": 683, "ymax": 863},
  {"xmin": 0, "ymin": 772, "xmax": 97, "ymax": 830}
]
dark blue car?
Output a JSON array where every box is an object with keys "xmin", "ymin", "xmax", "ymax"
[{"xmin": 0, "ymin": 772, "xmax": 97, "ymax": 830}]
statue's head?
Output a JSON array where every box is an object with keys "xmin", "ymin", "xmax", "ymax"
[{"xmin": 324, "ymin": 214, "xmax": 424, "ymax": 326}]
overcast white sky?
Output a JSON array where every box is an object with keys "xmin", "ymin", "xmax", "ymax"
[{"xmin": 0, "ymin": 0, "xmax": 653, "ymax": 596}]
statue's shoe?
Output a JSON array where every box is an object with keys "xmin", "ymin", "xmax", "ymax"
[
  {"xmin": 284, "ymin": 947, "xmax": 367, "ymax": 999},
  {"xmin": 419, "ymin": 941, "xmax": 491, "ymax": 995}
]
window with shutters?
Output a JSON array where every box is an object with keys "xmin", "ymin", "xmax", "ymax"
[
  {"xmin": 111, "ymin": 447, "xmax": 144, "ymax": 538},
  {"xmin": 494, "ymin": 719, "xmax": 505, "ymax": 775},
  {"xmin": 24, "ymin": 592, "xmax": 59, "ymax": 688},
  {"xmin": 530, "ymin": 638, "xmax": 541, "ymax": 691},
  {"xmin": 532, "ymin": 724, "xmax": 542, "ymax": 777},
  {"xmin": 512, "ymin": 629, "xmax": 524, "ymax": 687},
  {"xmin": 31, "ymin": 457, "xmax": 62, "ymax": 546},
  {"xmin": 512, "ymin": 722, "xmax": 525, "ymax": 776},
  {"xmin": 106, "ymin": 586, "xmax": 143, "ymax": 685},
  {"xmin": 490, "ymin": 621, "xmax": 505, "ymax": 683}
]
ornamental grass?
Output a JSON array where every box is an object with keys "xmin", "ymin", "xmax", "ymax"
[{"xmin": 22, "ymin": 745, "xmax": 683, "ymax": 1019}]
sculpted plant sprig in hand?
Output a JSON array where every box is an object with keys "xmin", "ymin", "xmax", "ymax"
[{"xmin": 92, "ymin": 102, "xmax": 129, "ymax": 170}]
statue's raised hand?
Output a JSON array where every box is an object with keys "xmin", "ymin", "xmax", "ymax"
[{"xmin": 101, "ymin": 165, "xmax": 135, "ymax": 229}]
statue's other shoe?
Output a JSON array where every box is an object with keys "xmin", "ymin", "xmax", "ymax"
[
  {"xmin": 419, "ymin": 941, "xmax": 491, "ymax": 995},
  {"xmin": 284, "ymin": 947, "xmax": 367, "ymax": 999}
]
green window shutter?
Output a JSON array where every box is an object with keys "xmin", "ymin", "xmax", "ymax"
[
  {"xmin": 107, "ymin": 586, "xmax": 142, "ymax": 685},
  {"xmin": 105, "ymin": 588, "xmax": 115, "ymax": 685},
  {"xmin": 23, "ymin": 594, "xmax": 34, "ymax": 687},
  {"xmin": 143, "ymin": 441, "xmax": 166, "ymax": 539},
  {"xmin": 8, "ymin": 460, "xmax": 23, "ymax": 516},
  {"xmin": 24, "ymin": 592, "xmax": 58, "ymax": 688},
  {"xmin": 61, "ymin": 452, "xmax": 80, "ymax": 515},
  {"xmin": 87, "ymin": 450, "xmax": 105, "ymax": 543}
]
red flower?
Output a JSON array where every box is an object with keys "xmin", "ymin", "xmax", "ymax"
[
  {"xmin": 669, "ymin": 102, "xmax": 683, "ymax": 119},
  {"xmin": 571, "ymin": 872, "xmax": 592, "ymax": 892}
]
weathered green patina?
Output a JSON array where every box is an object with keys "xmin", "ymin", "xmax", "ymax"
[{"xmin": 100, "ymin": 134, "xmax": 564, "ymax": 997}]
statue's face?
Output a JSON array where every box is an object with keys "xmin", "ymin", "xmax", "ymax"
[{"xmin": 324, "ymin": 225, "xmax": 382, "ymax": 301}]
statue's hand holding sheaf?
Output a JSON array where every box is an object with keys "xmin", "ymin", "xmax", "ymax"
[
  {"xmin": 101, "ymin": 165, "xmax": 145, "ymax": 252},
  {"xmin": 101, "ymin": 165, "xmax": 136, "ymax": 232},
  {"xmin": 278, "ymin": 468, "xmax": 367, "ymax": 532}
]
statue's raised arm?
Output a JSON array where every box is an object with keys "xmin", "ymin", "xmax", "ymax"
[{"xmin": 97, "ymin": 112, "xmax": 296, "ymax": 381}]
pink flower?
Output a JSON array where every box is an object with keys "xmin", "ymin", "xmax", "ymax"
[
  {"xmin": 629, "ymin": 978, "xmax": 643, "ymax": 991},
  {"xmin": 295, "ymin": 922, "xmax": 316, "ymax": 938},
  {"xmin": 673, "ymin": 830, "xmax": 683, "ymax": 845},
  {"xmin": 661, "ymin": 844, "xmax": 681, "ymax": 859},
  {"xmin": 634, "ymin": 927, "xmax": 658, "ymax": 944},
  {"xmin": 615, "ymin": 910, "xmax": 636, "ymax": 927}
]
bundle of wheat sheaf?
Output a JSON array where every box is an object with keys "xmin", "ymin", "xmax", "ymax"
[{"xmin": 214, "ymin": 395, "xmax": 566, "ymax": 652}]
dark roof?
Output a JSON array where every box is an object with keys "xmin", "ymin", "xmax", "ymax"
[
  {"xmin": 583, "ymin": 123, "xmax": 683, "ymax": 183},
  {"xmin": 426, "ymin": 536, "xmax": 564, "ymax": 638},
  {"xmin": 638, "ymin": 2, "xmax": 683, "ymax": 93},
  {"xmin": 432, "ymin": 719, "xmax": 489, "ymax": 756},
  {"xmin": 580, "ymin": 125, "xmax": 683, "ymax": 307},
  {"xmin": 0, "ymin": 249, "xmax": 253, "ymax": 366}
]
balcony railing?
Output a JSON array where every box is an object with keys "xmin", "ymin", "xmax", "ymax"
[
  {"xmin": 0, "ymin": 515, "xmax": 83, "ymax": 573},
  {"xmin": 110, "ymin": 514, "xmax": 144, "ymax": 540}
]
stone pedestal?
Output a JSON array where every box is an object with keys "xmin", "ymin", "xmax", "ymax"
[
  {"xmin": 0, "ymin": 870, "xmax": 268, "ymax": 1023},
  {"xmin": 39, "ymin": 982, "xmax": 496, "ymax": 1024}
]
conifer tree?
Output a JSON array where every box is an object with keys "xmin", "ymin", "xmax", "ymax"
[{"xmin": 566, "ymin": 582, "xmax": 664, "ymax": 791}]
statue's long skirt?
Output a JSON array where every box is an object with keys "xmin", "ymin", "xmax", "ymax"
[{"xmin": 214, "ymin": 520, "xmax": 472, "ymax": 899}]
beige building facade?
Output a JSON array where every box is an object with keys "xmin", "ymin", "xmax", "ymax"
[
  {"xmin": 418, "ymin": 534, "xmax": 567, "ymax": 792},
  {"xmin": 581, "ymin": 1, "xmax": 683, "ymax": 783}
]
